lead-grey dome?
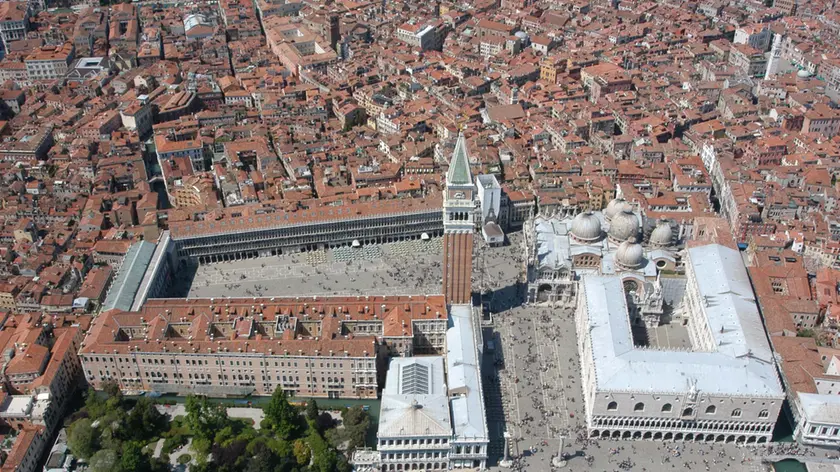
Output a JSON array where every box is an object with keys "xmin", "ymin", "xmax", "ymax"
[
  {"xmin": 650, "ymin": 219, "xmax": 674, "ymax": 248},
  {"xmin": 609, "ymin": 208, "xmax": 639, "ymax": 242},
  {"xmin": 570, "ymin": 211, "xmax": 602, "ymax": 242},
  {"xmin": 616, "ymin": 237, "xmax": 644, "ymax": 269},
  {"xmin": 604, "ymin": 197, "xmax": 629, "ymax": 222}
]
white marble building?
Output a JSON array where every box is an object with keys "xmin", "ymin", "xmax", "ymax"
[
  {"xmin": 796, "ymin": 393, "xmax": 840, "ymax": 446},
  {"xmin": 525, "ymin": 198, "xmax": 679, "ymax": 307},
  {"xmin": 575, "ymin": 244, "xmax": 785, "ymax": 444},
  {"xmin": 375, "ymin": 306, "xmax": 489, "ymax": 471}
]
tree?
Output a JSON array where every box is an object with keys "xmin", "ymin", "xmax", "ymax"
[
  {"xmin": 98, "ymin": 421, "xmax": 122, "ymax": 452},
  {"xmin": 264, "ymin": 388, "xmax": 300, "ymax": 440},
  {"xmin": 68, "ymin": 418, "xmax": 98, "ymax": 460},
  {"xmin": 125, "ymin": 397, "xmax": 167, "ymax": 442},
  {"xmin": 305, "ymin": 399, "xmax": 319, "ymax": 421},
  {"xmin": 102, "ymin": 380, "xmax": 123, "ymax": 400},
  {"xmin": 211, "ymin": 438, "xmax": 249, "ymax": 471},
  {"xmin": 265, "ymin": 437, "xmax": 293, "ymax": 458},
  {"xmin": 340, "ymin": 406, "xmax": 370, "ymax": 450},
  {"xmin": 120, "ymin": 441, "xmax": 152, "ymax": 472},
  {"xmin": 191, "ymin": 437, "xmax": 213, "ymax": 457},
  {"xmin": 88, "ymin": 449, "xmax": 118, "ymax": 472},
  {"xmin": 336, "ymin": 454, "xmax": 353, "ymax": 472},
  {"xmin": 245, "ymin": 447, "xmax": 276, "ymax": 472},
  {"xmin": 84, "ymin": 388, "xmax": 107, "ymax": 420},
  {"xmin": 292, "ymin": 439, "xmax": 310, "ymax": 466},
  {"xmin": 314, "ymin": 412, "xmax": 335, "ymax": 433},
  {"xmin": 185, "ymin": 395, "xmax": 229, "ymax": 443},
  {"xmin": 307, "ymin": 429, "xmax": 337, "ymax": 472}
]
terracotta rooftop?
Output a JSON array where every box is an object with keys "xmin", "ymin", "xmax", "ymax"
[{"xmin": 81, "ymin": 295, "xmax": 448, "ymax": 357}]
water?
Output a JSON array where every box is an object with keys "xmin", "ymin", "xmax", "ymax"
[{"xmin": 772, "ymin": 459, "xmax": 807, "ymax": 472}]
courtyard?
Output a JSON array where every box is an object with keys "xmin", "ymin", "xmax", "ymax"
[
  {"xmin": 632, "ymin": 322, "xmax": 693, "ymax": 350},
  {"xmin": 169, "ymin": 238, "xmax": 445, "ymax": 298}
]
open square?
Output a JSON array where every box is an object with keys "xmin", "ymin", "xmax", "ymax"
[{"xmin": 168, "ymin": 238, "xmax": 445, "ymax": 298}]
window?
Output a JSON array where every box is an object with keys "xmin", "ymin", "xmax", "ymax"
[
  {"xmin": 661, "ymin": 403, "xmax": 672, "ymax": 413},
  {"xmin": 607, "ymin": 401, "xmax": 618, "ymax": 411},
  {"xmin": 731, "ymin": 409, "xmax": 742, "ymax": 418},
  {"xmin": 682, "ymin": 408, "xmax": 694, "ymax": 416},
  {"xmin": 758, "ymin": 410, "xmax": 769, "ymax": 419},
  {"xmin": 633, "ymin": 402, "xmax": 645, "ymax": 412},
  {"xmin": 705, "ymin": 405, "xmax": 716, "ymax": 415}
]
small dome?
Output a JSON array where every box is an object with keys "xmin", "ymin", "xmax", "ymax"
[
  {"xmin": 616, "ymin": 237, "xmax": 644, "ymax": 269},
  {"xmin": 604, "ymin": 198, "xmax": 629, "ymax": 221},
  {"xmin": 650, "ymin": 219, "xmax": 674, "ymax": 248},
  {"xmin": 609, "ymin": 208, "xmax": 639, "ymax": 242},
  {"xmin": 570, "ymin": 211, "xmax": 602, "ymax": 242},
  {"xmin": 797, "ymin": 69, "xmax": 812, "ymax": 78}
]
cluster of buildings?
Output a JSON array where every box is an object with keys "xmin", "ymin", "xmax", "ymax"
[
  {"xmin": 0, "ymin": 0, "xmax": 835, "ymax": 467},
  {"xmin": 82, "ymin": 134, "xmax": 489, "ymax": 471},
  {"xmin": 524, "ymin": 194, "xmax": 788, "ymax": 444},
  {"xmin": 0, "ymin": 313, "xmax": 87, "ymax": 472}
]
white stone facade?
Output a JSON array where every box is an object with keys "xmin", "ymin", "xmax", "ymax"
[{"xmin": 575, "ymin": 244, "xmax": 785, "ymax": 445}]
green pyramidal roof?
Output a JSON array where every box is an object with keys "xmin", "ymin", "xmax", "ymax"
[{"xmin": 446, "ymin": 132, "xmax": 473, "ymax": 186}]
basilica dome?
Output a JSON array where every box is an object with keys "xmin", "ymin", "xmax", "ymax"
[
  {"xmin": 609, "ymin": 208, "xmax": 639, "ymax": 242},
  {"xmin": 570, "ymin": 212, "xmax": 602, "ymax": 242},
  {"xmin": 604, "ymin": 198, "xmax": 629, "ymax": 222},
  {"xmin": 616, "ymin": 237, "xmax": 644, "ymax": 269},
  {"xmin": 650, "ymin": 219, "xmax": 674, "ymax": 248}
]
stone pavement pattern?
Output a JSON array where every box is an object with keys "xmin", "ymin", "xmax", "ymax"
[{"xmin": 176, "ymin": 238, "xmax": 445, "ymax": 298}]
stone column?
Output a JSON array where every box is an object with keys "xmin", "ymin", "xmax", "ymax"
[
  {"xmin": 499, "ymin": 432, "xmax": 513, "ymax": 467},
  {"xmin": 551, "ymin": 436, "xmax": 567, "ymax": 468}
]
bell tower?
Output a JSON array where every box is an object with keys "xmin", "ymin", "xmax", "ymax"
[{"xmin": 442, "ymin": 132, "xmax": 475, "ymax": 305}]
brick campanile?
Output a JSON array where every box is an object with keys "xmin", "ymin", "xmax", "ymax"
[{"xmin": 442, "ymin": 132, "xmax": 475, "ymax": 305}]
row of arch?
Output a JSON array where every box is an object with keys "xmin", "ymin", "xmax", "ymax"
[
  {"xmin": 610, "ymin": 401, "xmax": 769, "ymax": 419},
  {"xmin": 190, "ymin": 227, "xmax": 445, "ymax": 263},
  {"xmin": 381, "ymin": 463, "xmax": 445, "ymax": 471},
  {"xmin": 594, "ymin": 416, "xmax": 773, "ymax": 433},
  {"xmin": 590, "ymin": 430, "xmax": 769, "ymax": 444}
]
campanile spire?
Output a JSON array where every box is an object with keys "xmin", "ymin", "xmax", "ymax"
[{"xmin": 442, "ymin": 132, "xmax": 475, "ymax": 305}]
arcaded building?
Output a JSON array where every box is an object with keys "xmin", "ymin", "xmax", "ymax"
[
  {"xmin": 169, "ymin": 196, "xmax": 443, "ymax": 263},
  {"xmin": 576, "ymin": 244, "xmax": 784, "ymax": 444},
  {"xmin": 80, "ymin": 296, "xmax": 448, "ymax": 398}
]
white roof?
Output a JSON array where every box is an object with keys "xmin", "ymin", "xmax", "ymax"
[
  {"xmin": 0, "ymin": 395, "xmax": 33, "ymax": 417},
  {"xmin": 581, "ymin": 244, "xmax": 784, "ymax": 398},
  {"xmin": 476, "ymin": 174, "xmax": 500, "ymax": 189},
  {"xmin": 800, "ymin": 393, "xmax": 840, "ymax": 425},
  {"xmin": 379, "ymin": 357, "xmax": 452, "ymax": 438},
  {"xmin": 534, "ymin": 216, "xmax": 571, "ymax": 271},
  {"xmin": 183, "ymin": 13, "xmax": 210, "ymax": 31},
  {"xmin": 446, "ymin": 305, "xmax": 488, "ymax": 442}
]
